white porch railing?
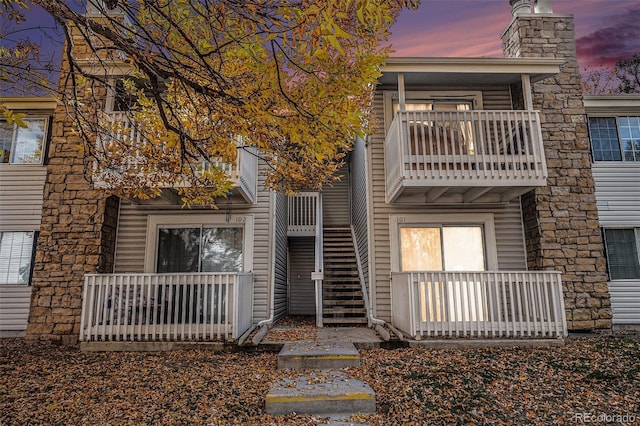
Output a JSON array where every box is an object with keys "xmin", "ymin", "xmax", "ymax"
[
  {"xmin": 385, "ymin": 110, "xmax": 548, "ymax": 201},
  {"xmin": 95, "ymin": 112, "xmax": 257, "ymax": 203},
  {"xmin": 391, "ymin": 271, "xmax": 566, "ymax": 339},
  {"xmin": 288, "ymin": 191, "xmax": 319, "ymax": 236},
  {"xmin": 79, "ymin": 272, "xmax": 253, "ymax": 342}
]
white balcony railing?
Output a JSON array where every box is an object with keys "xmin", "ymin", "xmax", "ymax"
[
  {"xmin": 79, "ymin": 272, "xmax": 253, "ymax": 342},
  {"xmin": 385, "ymin": 110, "xmax": 548, "ymax": 202},
  {"xmin": 391, "ymin": 271, "xmax": 566, "ymax": 339},
  {"xmin": 288, "ymin": 191, "xmax": 320, "ymax": 236},
  {"xmin": 95, "ymin": 112, "xmax": 257, "ymax": 203}
]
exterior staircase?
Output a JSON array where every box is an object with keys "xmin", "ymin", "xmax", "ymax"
[{"xmin": 322, "ymin": 228, "xmax": 367, "ymax": 326}]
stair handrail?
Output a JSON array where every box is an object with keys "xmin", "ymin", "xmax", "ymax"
[
  {"xmin": 314, "ymin": 192, "xmax": 324, "ymax": 327},
  {"xmin": 350, "ymin": 226, "xmax": 371, "ymax": 325}
]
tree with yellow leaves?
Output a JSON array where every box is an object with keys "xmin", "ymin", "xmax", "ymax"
[{"xmin": 29, "ymin": 0, "xmax": 418, "ymax": 205}]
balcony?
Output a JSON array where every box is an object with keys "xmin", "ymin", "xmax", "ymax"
[
  {"xmin": 385, "ymin": 110, "xmax": 548, "ymax": 204},
  {"xmin": 79, "ymin": 272, "xmax": 254, "ymax": 342},
  {"xmin": 391, "ymin": 271, "xmax": 566, "ymax": 339},
  {"xmin": 93, "ymin": 112, "xmax": 257, "ymax": 203}
]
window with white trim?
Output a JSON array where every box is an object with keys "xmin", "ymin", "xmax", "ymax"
[
  {"xmin": 400, "ymin": 225, "xmax": 486, "ymax": 272},
  {"xmin": 0, "ymin": 231, "xmax": 35, "ymax": 285},
  {"xmin": 390, "ymin": 214, "xmax": 497, "ymax": 323},
  {"xmin": 589, "ymin": 116, "xmax": 640, "ymax": 162},
  {"xmin": 390, "ymin": 213, "xmax": 498, "ymax": 272},
  {"xmin": 145, "ymin": 214, "xmax": 253, "ymax": 274},
  {"xmin": 157, "ymin": 226, "xmax": 243, "ymax": 273},
  {"xmin": 603, "ymin": 228, "xmax": 640, "ymax": 280},
  {"xmin": 0, "ymin": 118, "xmax": 48, "ymax": 164}
]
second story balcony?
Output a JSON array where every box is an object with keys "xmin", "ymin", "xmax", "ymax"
[
  {"xmin": 385, "ymin": 110, "xmax": 548, "ymax": 204},
  {"xmin": 93, "ymin": 112, "xmax": 257, "ymax": 204}
]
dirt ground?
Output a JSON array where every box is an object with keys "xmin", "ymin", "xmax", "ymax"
[{"xmin": 1, "ymin": 336, "xmax": 638, "ymax": 425}]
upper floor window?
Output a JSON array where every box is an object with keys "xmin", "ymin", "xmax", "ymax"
[
  {"xmin": 0, "ymin": 117, "xmax": 48, "ymax": 165},
  {"xmin": 589, "ymin": 116, "xmax": 640, "ymax": 162}
]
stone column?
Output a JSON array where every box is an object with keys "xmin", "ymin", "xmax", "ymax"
[
  {"xmin": 502, "ymin": 13, "xmax": 611, "ymax": 330},
  {"xmin": 26, "ymin": 22, "xmax": 120, "ymax": 344}
]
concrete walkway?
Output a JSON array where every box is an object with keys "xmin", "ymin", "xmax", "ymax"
[{"xmin": 265, "ymin": 335, "xmax": 377, "ymax": 423}]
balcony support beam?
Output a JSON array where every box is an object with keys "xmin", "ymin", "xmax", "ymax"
[
  {"xmin": 501, "ymin": 187, "xmax": 528, "ymax": 203},
  {"xmin": 521, "ymin": 74, "xmax": 534, "ymax": 110},
  {"xmin": 426, "ymin": 187, "xmax": 449, "ymax": 203},
  {"xmin": 397, "ymin": 72, "xmax": 406, "ymax": 111},
  {"xmin": 463, "ymin": 187, "xmax": 493, "ymax": 203}
]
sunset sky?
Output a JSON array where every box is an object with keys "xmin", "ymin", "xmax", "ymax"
[
  {"xmin": 389, "ymin": 0, "xmax": 640, "ymax": 70},
  {"xmin": 8, "ymin": 0, "xmax": 640, "ymax": 77}
]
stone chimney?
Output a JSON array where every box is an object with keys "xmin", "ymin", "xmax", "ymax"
[{"xmin": 501, "ymin": 3, "xmax": 612, "ymax": 331}]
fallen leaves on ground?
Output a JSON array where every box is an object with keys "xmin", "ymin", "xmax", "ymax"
[
  {"xmin": 1, "ymin": 337, "xmax": 638, "ymax": 425},
  {"xmin": 263, "ymin": 316, "xmax": 317, "ymax": 343}
]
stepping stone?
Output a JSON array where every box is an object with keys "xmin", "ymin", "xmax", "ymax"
[
  {"xmin": 265, "ymin": 370, "xmax": 375, "ymax": 416},
  {"xmin": 277, "ymin": 341, "xmax": 360, "ymax": 370}
]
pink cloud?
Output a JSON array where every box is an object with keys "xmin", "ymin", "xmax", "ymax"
[
  {"xmin": 576, "ymin": 6, "xmax": 640, "ymax": 67},
  {"xmin": 389, "ymin": 2, "xmax": 509, "ymax": 58}
]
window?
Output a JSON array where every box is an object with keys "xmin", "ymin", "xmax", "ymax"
[
  {"xmin": 0, "ymin": 232, "xmax": 34, "ymax": 284},
  {"xmin": 603, "ymin": 228, "xmax": 640, "ymax": 280},
  {"xmin": 589, "ymin": 116, "xmax": 640, "ymax": 162},
  {"xmin": 392, "ymin": 99, "xmax": 473, "ymax": 115},
  {"xmin": 390, "ymin": 213, "xmax": 498, "ymax": 272},
  {"xmin": 0, "ymin": 118, "xmax": 48, "ymax": 164},
  {"xmin": 145, "ymin": 214, "xmax": 254, "ymax": 274},
  {"xmin": 400, "ymin": 226, "xmax": 485, "ymax": 272},
  {"xmin": 391, "ymin": 215, "xmax": 496, "ymax": 324},
  {"xmin": 156, "ymin": 226, "xmax": 243, "ymax": 273}
]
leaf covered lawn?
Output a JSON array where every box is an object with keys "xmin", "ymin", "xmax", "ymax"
[{"xmin": 1, "ymin": 337, "xmax": 638, "ymax": 425}]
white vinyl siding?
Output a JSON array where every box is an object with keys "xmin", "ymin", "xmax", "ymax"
[
  {"xmin": 608, "ymin": 280, "xmax": 640, "ymax": 327},
  {"xmin": 322, "ymin": 163, "xmax": 350, "ymax": 226},
  {"xmin": 0, "ymin": 166, "xmax": 46, "ymax": 335},
  {"xmin": 592, "ymin": 163, "xmax": 640, "ymax": 227},
  {"xmin": 273, "ymin": 192, "xmax": 289, "ymax": 321},
  {"xmin": 0, "ymin": 166, "xmax": 47, "ymax": 231},
  {"xmin": 368, "ymin": 88, "xmax": 527, "ymax": 320},
  {"xmin": 591, "ymin": 132, "xmax": 640, "ymax": 327},
  {"xmin": 0, "ymin": 285, "xmax": 32, "ymax": 337}
]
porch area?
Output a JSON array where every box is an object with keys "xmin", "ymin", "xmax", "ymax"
[
  {"xmin": 79, "ymin": 272, "xmax": 254, "ymax": 342},
  {"xmin": 391, "ymin": 271, "xmax": 567, "ymax": 339},
  {"xmin": 385, "ymin": 110, "xmax": 548, "ymax": 203}
]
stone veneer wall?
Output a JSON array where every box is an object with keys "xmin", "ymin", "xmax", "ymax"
[
  {"xmin": 26, "ymin": 22, "xmax": 120, "ymax": 344},
  {"xmin": 502, "ymin": 14, "xmax": 611, "ymax": 330}
]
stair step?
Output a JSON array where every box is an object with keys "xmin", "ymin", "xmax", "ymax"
[
  {"xmin": 265, "ymin": 370, "xmax": 375, "ymax": 416},
  {"xmin": 323, "ymin": 284, "xmax": 362, "ymax": 290},
  {"xmin": 322, "ymin": 317, "xmax": 368, "ymax": 324},
  {"xmin": 323, "ymin": 308, "xmax": 367, "ymax": 315},
  {"xmin": 323, "ymin": 291, "xmax": 363, "ymax": 297},
  {"xmin": 323, "ymin": 300, "xmax": 365, "ymax": 306},
  {"xmin": 323, "ymin": 278, "xmax": 360, "ymax": 283},
  {"xmin": 277, "ymin": 341, "xmax": 360, "ymax": 370}
]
